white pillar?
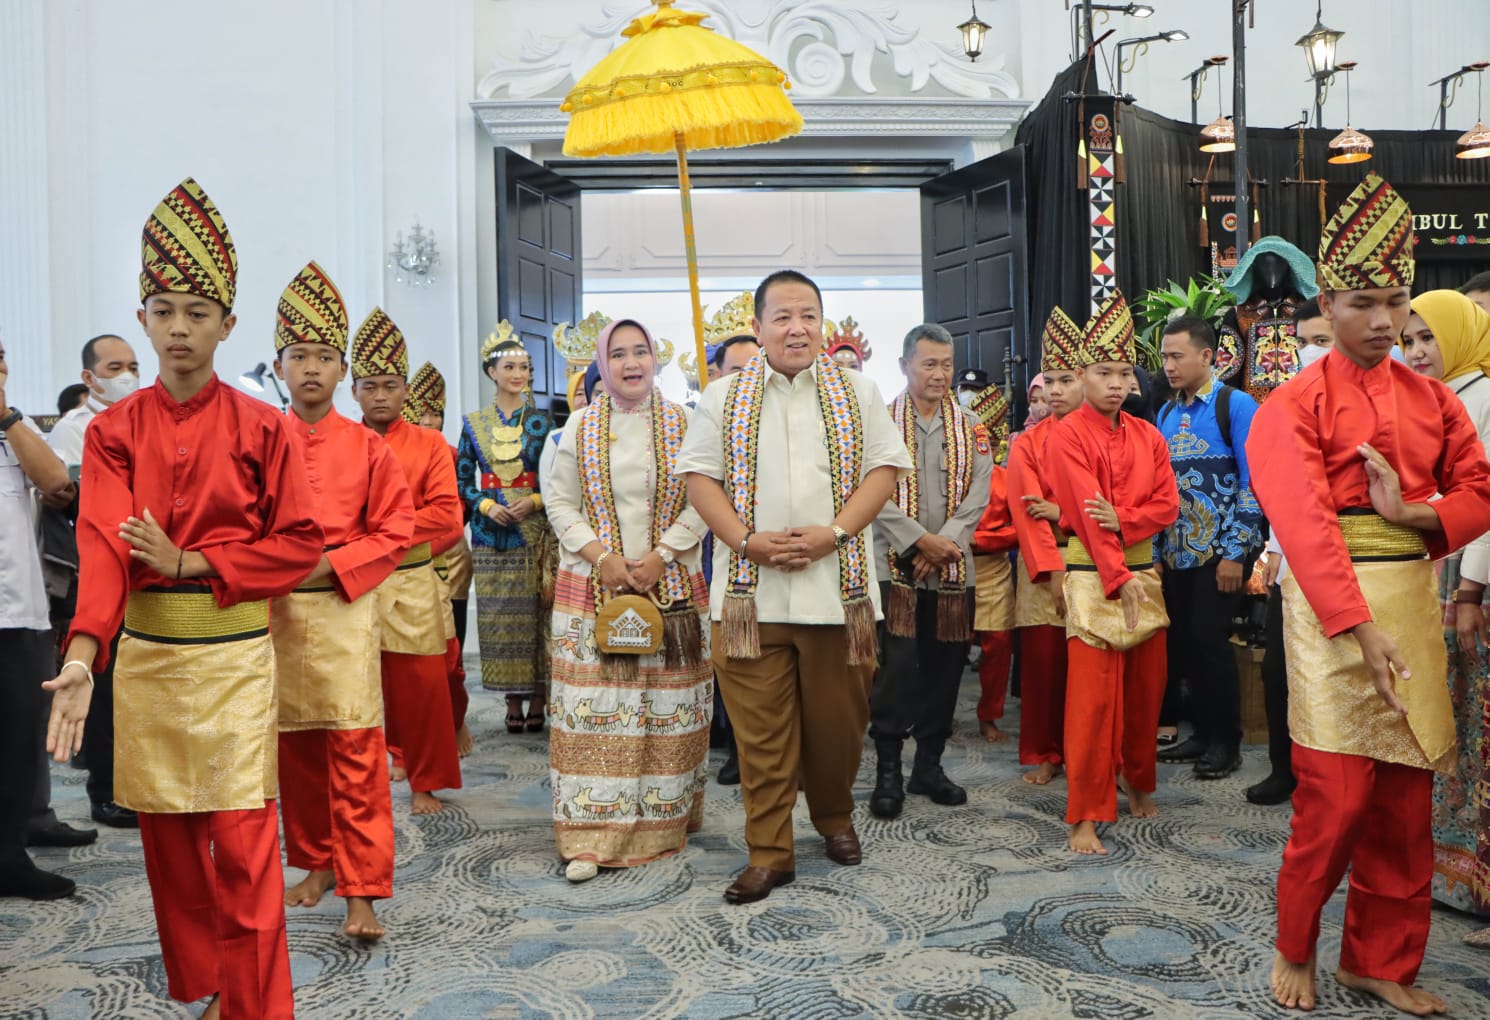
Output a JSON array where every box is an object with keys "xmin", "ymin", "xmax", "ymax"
[{"xmin": 0, "ymin": 0, "xmax": 54, "ymax": 414}]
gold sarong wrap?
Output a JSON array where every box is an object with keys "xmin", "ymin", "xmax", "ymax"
[
  {"xmin": 1281, "ymin": 559, "xmax": 1455, "ymax": 773},
  {"xmin": 435, "ymin": 569, "xmax": 457, "ymax": 642},
  {"xmin": 1014, "ymin": 555, "xmax": 1065, "ymax": 629},
  {"xmin": 271, "ymin": 588, "xmax": 383, "ymax": 731},
  {"xmin": 114, "ymin": 592, "xmax": 276, "ymax": 813},
  {"xmin": 376, "ymin": 559, "xmax": 446, "ymax": 656},
  {"xmin": 437, "ymin": 533, "xmax": 474, "ymax": 599},
  {"xmin": 973, "ymin": 554, "xmax": 1016, "ymax": 631},
  {"xmin": 1062, "ymin": 538, "xmax": 1167, "ymax": 651}
]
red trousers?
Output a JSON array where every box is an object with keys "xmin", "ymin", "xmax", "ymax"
[
  {"xmin": 278, "ymin": 728, "xmax": 394, "ymax": 899},
  {"xmin": 445, "ymin": 636, "xmax": 469, "ymax": 731},
  {"xmin": 137, "ymin": 802, "xmax": 294, "ymax": 1018},
  {"xmin": 380, "ymin": 651, "xmax": 461, "ymax": 794},
  {"xmin": 1017, "ymin": 624, "xmax": 1068, "ymax": 766},
  {"xmin": 1063, "ymin": 633, "xmax": 1166, "ymax": 824},
  {"xmin": 1275, "ymin": 745, "xmax": 1433, "ymax": 984},
  {"xmin": 975, "ymin": 629, "xmax": 1014, "ymax": 723}
]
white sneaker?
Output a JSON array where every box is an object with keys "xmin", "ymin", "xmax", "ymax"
[{"xmin": 565, "ymin": 859, "xmax": 598, "ymax": 883}]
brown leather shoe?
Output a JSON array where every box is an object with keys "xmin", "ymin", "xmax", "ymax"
[
  {"xmin": 723, "ymin": 866, "xmax": 795, "ymax": 904},
  {"xmin": 824, "ymin": 829, "xmax": 862, "ymax": 866}
]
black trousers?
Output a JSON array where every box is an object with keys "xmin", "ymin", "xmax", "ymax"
[
  {"xmin": 1261, "ymin": 584, "xmax": 1293, "ymax": 778},
  {"xmin": 2, "ymin": 629, "xmax": 49, "ymax": 869},
  {"xmin": 81, "ymin": 631, "xmax": 121, "ymax": 806},
  {"xmin": 1161, "ymin": 560, "xmax": 1250, "ymax": 750},
  {"xmin": 870, "ymin": 584, "xmax": 972, "ymax": 750}
]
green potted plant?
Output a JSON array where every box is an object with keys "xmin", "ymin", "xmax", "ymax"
[{"xmin": 1133, "ymin": 276, "xmax": 1232, "ymax": 372}]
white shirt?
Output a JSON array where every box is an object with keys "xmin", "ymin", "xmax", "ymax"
[
  {"xmin": 1447, "ymin": 371, "xmax": 1490, "ymax": 585},
  {"xmin": 546, "ymin": 398, "xmax": 707, "ymax": 570},
  {"xmin": 0, "ymin": 417, "xmax": 52, "ymax": 630},
  {"xmin": 676, "ymin": 360, "xmax": 912, "ymax": 624},
  {"xmin": 48, "ymin": 393, "xmax": 108, "ymax": 467}
]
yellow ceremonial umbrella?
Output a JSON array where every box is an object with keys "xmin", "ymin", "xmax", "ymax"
[{"xmin": 560, "ymin": 0, "xmax": 802, "ymax": 388}]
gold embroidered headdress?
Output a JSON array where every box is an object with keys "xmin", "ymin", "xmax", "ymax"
[
  {"xmin": 1078, "ymin": 291, "xmax": 1136, "ymax": 366},
  {"xmin": 274, "ymin": 261, "xmax": 349, "ymax": 354},
  {"xmin": 1318, "ymin": 172, "xmax": 1416, "ymax": 291},
  {"xmin": 1040, "ymin": 306, "xmax": 1084, "ymax": 373},
  {"xmin": 553, "ymin": 311, "xmax": 611, "ymax": 375},
  {"xmin": 403, "ymin": 361, "xmax": 446, "ymax": 423},
  {"xmin": 350, "ymin": 307, "xmax": 408, "ymax": 380},
  {"xmin": 140, "ymin": 177, "xmax": 238, "ymax": 311}
]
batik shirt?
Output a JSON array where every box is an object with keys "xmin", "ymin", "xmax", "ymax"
[{"xmin": 1156, "ymin": 377, "xmax": 1262, "ymax": 570}]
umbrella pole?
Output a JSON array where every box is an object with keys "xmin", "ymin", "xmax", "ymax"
[{"xmin": 674, "ymin": 133, "xmax": 710, "ymax": 390}]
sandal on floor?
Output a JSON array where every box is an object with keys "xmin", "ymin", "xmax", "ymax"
[
  {"xmin": 525, "ymin": 709, "xmax": 546, "ymax": 733},
  {"xmin": 505, "ymin": 706, "xmax": 525, "ymax": 734}
]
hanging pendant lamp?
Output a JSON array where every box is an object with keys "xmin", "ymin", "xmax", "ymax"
[{"xmin": 1327, "ymin": 62, "xmax": 1372, "ymax": 165}]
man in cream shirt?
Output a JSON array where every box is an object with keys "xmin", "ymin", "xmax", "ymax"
[{"xmin": 679, "ymin": 269, "xmax": 911, "ymax": 904}]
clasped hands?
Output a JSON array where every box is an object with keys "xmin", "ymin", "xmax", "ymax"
[
  {"xmin": 743, "ymin": 525, "xmax": 842, "ymax": 573},
  {"xmin": 597, "ymin": 549, "xmax": 666, "ymax": 594}
]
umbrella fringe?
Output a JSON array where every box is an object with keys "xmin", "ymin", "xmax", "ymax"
[{"xmin": 563, "ymin": 84, "xmax": 802, "ymax": 158}]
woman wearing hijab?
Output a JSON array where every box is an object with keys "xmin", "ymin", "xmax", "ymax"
[
  {"xmin": 1400, "ymin": 289, "xmax": 1490, "ymax": 940},
  {"xmin": 544, "ymin": 319, "xmax": 712, "ymax": 883}
]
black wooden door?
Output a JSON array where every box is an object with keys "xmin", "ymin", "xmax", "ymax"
[
  {"xmin": 920, "ymin": 147, "xmax": 1032, "ymax": 410},
  {"xmin": 495, "ymin": 148, "xmax": 582, "ymax": 407}
]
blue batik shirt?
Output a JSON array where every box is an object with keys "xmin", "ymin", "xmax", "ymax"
[{"xmin": 1156, "ymin": 376, "xmax": 1263, "ymax": 570}]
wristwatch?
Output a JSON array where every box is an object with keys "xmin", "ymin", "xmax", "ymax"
[
  {"xmin": 656, "ymin": 546, "xmax": 676, "ymax": 566},
  {"xmin": 832, "ymin": 524, "xmax": 851, "ymax": 548},
  {"xmin": 0, "ymin": 408, "xmax": 22, "ymax": 434}
]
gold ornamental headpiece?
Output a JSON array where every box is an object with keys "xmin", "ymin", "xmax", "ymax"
[
  {"xmin": 350, "ymin": 306, "xmax": 408, "ymax": 380},
  {"xmin": 826, "ymin": 315, "xmax": 872, "ymax": 364},
  {"xmin": 1079, "ymin": 291, "xmax": 1136, "ymax": 366},
  {"xmin": 1318, "ymin": 172, "xmax": 1416, "ymax": 291},
  {"xmin": 704, "ymin": 291, "xmax": 756, "ymax": 344},
  {"xmin": 139, "ymin": 177, "xmax": 238, "ymax": 311},
  {"xmin": 480, "ymin": 320, "xmax": 529, "ymax": 364},
  {"xmin": 274, "ymin": 261, "xmax": 349, "ymax": 354},
  {"xmin": 1040, "ymin": 306, "xmax": 1084, "ymax": 373},
  {"xmin": 553, "ymin": 310, "xmax": 613, "ymax": 369},
  {"xmin": 402, "ymin": 361, "xmax": 447, "ymax": 423}
]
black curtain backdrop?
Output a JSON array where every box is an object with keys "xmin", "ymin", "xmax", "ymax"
[
  {"xmin": 1015, "ymin": 62, "xmax": 1490, "ymax": 328},
  {"xmin": 1116, "ymin": 110, "xmax": 1490, "ymax": 299}
]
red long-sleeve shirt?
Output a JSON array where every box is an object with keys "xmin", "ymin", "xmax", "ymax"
[
  {"xmin": 1048, "ymin": 402, "xmax": 1179, "ymax": 599},
  {"xmin": 971, "ymin": 464, "xmax": 1018, "ymax": 555},
  {"xmin": 284, "ymin": 408, "xmax": 415, "ymax": 603},
  {"xmin": 374, "ymin": 417, "xmax": 461, "ymax": 555},
  {"xmin": 1007, "ymin": 415, "xmax": 1066, "ymax": 581},
  {"xmin": 1248, "ymin": 351, "xmax": 1490, "ymax": 637},
  {"xmin": 69, "ymin": 376, "xmax": 323, "ymax": 669}
]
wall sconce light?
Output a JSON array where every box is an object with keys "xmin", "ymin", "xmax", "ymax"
[
  {"xmin": 958, "ymin": 0, "xmax": 990, "ymax": 62},
  {"xmin": 1327, "ymin": 61, "xmax": 1372, "ymax": 165},
  {"xmin": 387, "ymin": 221, "xmax": 440, "ymax": 286}
]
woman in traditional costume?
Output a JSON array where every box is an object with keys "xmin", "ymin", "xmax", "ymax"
[
  {"xmin": 457, "ymin": 331, "xmax": 554, "ymax": 732},
  {"xmin": 1401, "ymin": 289, "xmax": 1490, "ymax": 940},
  {"xmin": 544, "ymin": 319, "xmax": 712, "ymax": 883}
]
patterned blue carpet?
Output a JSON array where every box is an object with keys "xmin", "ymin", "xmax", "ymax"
[{"xmin": 5, "ymin": 660, "xmax": 1490, "ymax": 1019}]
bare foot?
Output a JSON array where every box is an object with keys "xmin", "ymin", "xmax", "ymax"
[
  {"xmin": 456, "ymin": 723, "xmax": 474, "ymax": 758},
  {"xmin": 412, "ymin": 790, "xmax": 444, "ymax": 815},
  {"xmin": 1118, "ymin": 778, "xmax": 1158, "ymax": 818},
  {"xmin": 1336, "ymin": 968, "xmax": 1447, "ymax": 1015},
  {"xmin": 284, "ymin": 869, "xmax": 336, "ymax": 907},
  {"xmin": 1068, "ymin": 820, "xmax": 1108, "ymax": 855},
  {"xmin": 1271, "ymin": 951, "xmax": 1316, "ymax": 1010},
  {"xmin": 343, "ymin": 896, "xmax": 386, "ymax": 940},
  {"xmin": 1022, "ymin": 762, "xmax": 1061, "ymax": 785},
  {"xmin": 979, "ymin": 720, "xmax": 1008, "ymax": 743},
  {"xmin": 200, "ymin": 994, "xmax": 221, "ymax": 1020},
  {"xmin": 390, "ymin": 764, "xmax": 407, "ymax": 783}
]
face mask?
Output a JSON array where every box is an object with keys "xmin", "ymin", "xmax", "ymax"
[
  {"xmin": 1297, "ymin": 343, "xmax": 1329, "ymax": 370},
  {"xmin": 957, "ymin": 388, "xmax": 976, "ymax": 408},
  {"xmin": 91, "ymin": 371, "xmax": 139, "ymax": 404}
]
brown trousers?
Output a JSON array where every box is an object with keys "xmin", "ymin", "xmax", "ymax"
[{"xmin": 711, "ymin": 622, "xmax": 874, "ymax": 871}]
